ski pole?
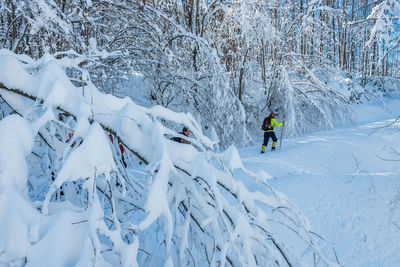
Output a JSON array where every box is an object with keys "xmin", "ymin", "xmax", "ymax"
[{"xmin": 279, "ymin": 121, "xmax": 284, "ymax": 150}]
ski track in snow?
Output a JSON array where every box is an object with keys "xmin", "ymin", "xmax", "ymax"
[{"xmin": 240, "ymin": 118, "xmax": 400, "ymax": 266}]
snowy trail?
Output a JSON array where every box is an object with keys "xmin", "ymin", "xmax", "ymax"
[{"xmin": 240, "ymin": 119, "xmax": 400, "ymax": 266}]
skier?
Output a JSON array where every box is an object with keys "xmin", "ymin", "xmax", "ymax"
[
  {"xmin": 171, "ymin": 127, "xmax": 191, "ymax": 144},
  {"xmin": 261, "ymin": 111, "xmax": 284, "ymax": 153}
]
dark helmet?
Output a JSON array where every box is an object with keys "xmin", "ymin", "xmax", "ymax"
[
  {"xmin": 182, "ymin": 126, "xmax": 190, "ymax": 137},
  {"xmin": 271, "ymin": 110, "xmax": 280, "ymax": 117}
]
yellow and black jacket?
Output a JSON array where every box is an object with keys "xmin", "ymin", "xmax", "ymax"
[{"xmin": 262, "ymin": 116, "xmax": 283, "ymax": 132}]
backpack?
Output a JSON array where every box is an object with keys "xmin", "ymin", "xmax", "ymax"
[{"xmin": 262, "ymin": 116, "xmax": 272, "ymax": 131}]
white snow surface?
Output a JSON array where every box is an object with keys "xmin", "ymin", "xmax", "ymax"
[{"xmin": 239, "ymin": 100, "xmax": 400, "ymax": 266}]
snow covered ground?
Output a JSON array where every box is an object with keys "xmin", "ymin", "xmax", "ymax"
[{"xmin": 239, "ymin": 100, "xmax": 400, "ymax": 266}]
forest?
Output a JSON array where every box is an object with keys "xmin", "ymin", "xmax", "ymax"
[
  {"xmin": 0, "ymin": 0, "xmax": 399, "ymax": 266},
  {"xmin": 2, "ymin": 0, "xmax": 399, "ymax": 147}
]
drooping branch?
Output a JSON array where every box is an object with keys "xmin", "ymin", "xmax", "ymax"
[{"xmin": 0, "ymin": 80, "xmax": 298, "ymax": 266}]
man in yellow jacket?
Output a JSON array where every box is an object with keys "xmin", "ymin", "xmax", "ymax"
[{"xmin": 261, "ymin": 112, "xmax": 284, "ymax": 153}]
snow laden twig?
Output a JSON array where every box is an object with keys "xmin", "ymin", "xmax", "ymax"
[{"xmin": 0, "ymin": 50, "xmax": 338, "ymax": 266}]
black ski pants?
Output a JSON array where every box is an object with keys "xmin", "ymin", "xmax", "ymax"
[{"xmin": 263, "ymin": 131, "xmax": 277, "ymax": 146}]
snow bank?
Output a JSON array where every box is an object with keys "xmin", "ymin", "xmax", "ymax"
[
  {"xmin": 353, "ymin": 99, "xmax": 400, "ymax": 123},
  {"xmin": 0, "ymin": 115, "xmax": 34, "ymax": 192},
  {"xmin": 0, "ymin": 115, "xmax": 38, "ymax": 264}
]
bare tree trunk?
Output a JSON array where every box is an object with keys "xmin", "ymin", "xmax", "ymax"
[
  {"xmin": 11, "ymin": 2, "xmax": 17, "ymax": 50},
  {"xmin": 320, "ymin": 0, "xmax": 325, "ymax": 64},
  {"xmin": 370, "ymin": 41, "xmax": 377, "ymax": 75},
  {"xmin": 238, "ymin": 50, "xmax": 248, "ymax": 103},
  {"xmin": 361, "ymin": 0, "xmax": 369, "ymax": 84},
  {"xmin": 340, "ymin": 0, "xmax": 347, "ymax": 70},
  {"xmin": 310, "ymin": 7, "xmax": 315, "ymax": 57},
  {"xmin": 261, "ymin": 41, "xmax": 267, "ymax": 95},
  {"xmin": 332, "ymin": 0, "xmax": 337, "ymax": 65},
  {"xmin": 300, "ymin": 0, "xmax": 305, "ymax": 56},
  {"xmin": 61, "ymin": 0, "xmax": 68, "ymax": 13}
]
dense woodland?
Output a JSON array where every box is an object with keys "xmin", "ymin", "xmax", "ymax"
[
  {"xmin": 0, "ymin": 1, "xmax": 399, "ymax": 266},
  {"xmin": 1, "ymin": 0, "xmax": 399, "ymax": 146}
]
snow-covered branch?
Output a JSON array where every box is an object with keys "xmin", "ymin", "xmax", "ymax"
[{"xmin": 0, "ymin": 50, "xmax": 337, "ymax": 266}]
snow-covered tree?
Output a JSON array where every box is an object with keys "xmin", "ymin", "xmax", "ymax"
[
  {"xmin": 0, "ymin": 49, "xmax": 339, "ymax": 266},
  {"xmin": 1, "ymin": 0, "xmax": 400, "ymax": 149},
  {"xmin": 0, "ymin": 0, "xmax": 78, "ymax": 55},
  {"xmin": 366, "ymin": 0, "xmax": 400, "ymax": 76},
  {"xmin": 238, "ymin": 0, "xmax": 354, "ymax": 137}
]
